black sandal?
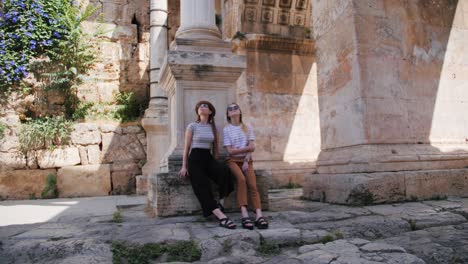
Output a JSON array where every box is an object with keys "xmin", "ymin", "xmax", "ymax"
[
  {"xmin": 218, "ymin": 217, "xmax": 236, "ymax": 229},
  {"xmin": 241, "ymin": 217, "xmax": 254, "ymax": 230},
  {"xmin": 255, "ymin": 216, "xmax": 269, "ymax": 229}
]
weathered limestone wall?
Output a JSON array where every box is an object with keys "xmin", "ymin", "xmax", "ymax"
[
  {"xmin": 304, "ymin": 0, "xmax": 468, "ymax": 204},
  {"xmin": 0, "ymin": 123, "xmax": 146, "ymax": 199},
  {"xmin": 0, "ymin": 0, "xmax": 151, "ymax": 199},
  {"xmin": 235, "ymin": 39, "xmax": 320, "ymax": 187},
  {"xmin": 225, "ymin": 0, "xmax": 320, "ymax": 188},
  {"xmin": 79, "ymin": 0, "xmax": 150, "ymax": 103},
  {"xmin": 314, "ymin": 0, "xmax": 468, "ymax": 173}
]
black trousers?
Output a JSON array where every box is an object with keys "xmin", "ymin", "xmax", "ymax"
[{"xmin": 188, "ymin": 148, "xmax": 234, "ymax": 217}]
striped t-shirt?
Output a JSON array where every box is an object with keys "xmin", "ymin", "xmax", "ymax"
[
  {"xmin": 187, "ymin": 122, "xmax": 214, "ymax": 149},
  {"xmin": 223, "ymin": 124, "xmax": 255, "ymax": 157}
]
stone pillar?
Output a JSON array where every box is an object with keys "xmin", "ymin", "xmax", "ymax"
[
  {"xmin": 146, "ymin": 0, "xmax": 251, "ymax": 217},
  {"xmin": 142, "ymin": 0, "xmax": 169, "ymax": 200},
  {"xmin": 176, "ymin": 0, "xmax": 221, "ymax": 40},
  {"xmin": 303, "ymin": 0, "xmax": 468, "ymax": 205}
]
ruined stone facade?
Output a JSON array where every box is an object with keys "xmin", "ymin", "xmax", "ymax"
[{"xmin": 1, "ymin": 0, "xmax": 467, "ymax": 205}]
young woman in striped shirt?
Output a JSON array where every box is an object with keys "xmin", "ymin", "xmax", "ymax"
[
  {"xmin": 178, "ymin": 101, "xmax": 236, "ymax": 229},
  {"xmin": 223, "ymin": 103, "xmax": 269, "ymax": 230}
]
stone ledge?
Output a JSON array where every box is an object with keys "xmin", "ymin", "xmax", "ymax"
[
  {"xmin": 0, "ymin": 169, "xmax": 57, "ymax": 199},
  {"xmin": 303, "ymin": 169, "xmax": 468, "ymax": 205},
  {"xmin": 148, "ymin": 170, "xmax": 270, "ymax": 217},
  {"xmin": 57, "ymin": 165, "xmax": 111, "ymax": 197}
]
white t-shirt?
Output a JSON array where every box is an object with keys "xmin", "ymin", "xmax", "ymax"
[
  {"xmin": 187, "ymin": 122, "xmax": 214, "ymax": 149},
  {"xmin": 223, "ymin": 124, "xmax": 255, "ymax": 157}
]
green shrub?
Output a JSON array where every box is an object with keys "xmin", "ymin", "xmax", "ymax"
[
  {"xmin": 166, "ymin": 240, "xmax": 202, "ymax": 262},
  {"xmin": 320, "ymin": 234, "xmax": 334, "ymax": 244},
  {"xmin": 111, "ymin": 210, "xmax": 123, "ymax": 223},
  {"xmin": 71, "ymin": 102, "xmax": 94, "ymax": 121},
  {"xmin": 19, "ymin": 116, "xmax": 73, "ymax": 151},
  {"xmin": 408, "ymin": 219, "xmax": 417, "ymax": 231},
  {"xmin": 41, "ymin": 173, "xmax": 58, "ymax": 199},
  {"xmin": 111, "ymin": 241, "xmax": 165, "ymax": 264},
  {"xmin": 258, "ymin": 237, "xmax": 280, "ymax": 255},
  {"xmin": 114, "ymin": 91, "xmax": 146, "ymax": 122},
  {"xmin": 30, "ymin": 2, "xmax": 99, "ymax": 118},
  {"xmin": 111, "ymin": 240, "xmax": 201, "ymax": 264},
  {"xmin": 71, "ymin": 92, "xmax": 147, "ymax": 122}
]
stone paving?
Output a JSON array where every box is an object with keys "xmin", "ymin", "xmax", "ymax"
[{"xmin": 0, "ymin": 189, "xmax": 467, "ymax": 263}]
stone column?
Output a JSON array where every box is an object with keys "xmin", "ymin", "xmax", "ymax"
[
  {"xmin": 142, "ymin": 0, "xmax": 169, "ymax": 198},
  {"xmin": 303, "ymin": 0, "xmax": 468, "ymax": 205},
  {"xmin": 175, "ymin": 0, "xmax": 221, "ymax": 40}
]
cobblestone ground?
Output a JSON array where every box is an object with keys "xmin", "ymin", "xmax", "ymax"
[{"xmin": 1, "ymin": 189, "xmax": 467, "ymax": 263}]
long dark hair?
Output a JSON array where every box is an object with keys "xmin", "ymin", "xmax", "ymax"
[
  {"xmin": 195, "ymin": 101, "xmax": 219, "ymax": 158},
  {"xmin": 226, "ymin": 102, "xmax": 248, "ymax": 134}
]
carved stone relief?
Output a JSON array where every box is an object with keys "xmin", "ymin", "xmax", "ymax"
[{"xmin": 243, "ymin": 0, "xmax": 309, "ymax": 27}]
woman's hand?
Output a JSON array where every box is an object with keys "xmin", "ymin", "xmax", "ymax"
[
  {"xmin": 179, "ymin": 167, "xmax": 188, "ymax": 179},
  {"xmin": 242, "ymin": 161, "xmax": 249, "ymax": 173}
]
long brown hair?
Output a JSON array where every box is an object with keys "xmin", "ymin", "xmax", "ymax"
[
  {"xmin": 195, "ymin": 101, "xmax": 219, "ymax": 158},
  {"xmin": 226, "ymin": 102, "xmax": 248, "ymax": 134}
]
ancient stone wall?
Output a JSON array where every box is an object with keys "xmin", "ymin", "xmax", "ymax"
[
  {"xmin": 304, "ymin": 0, "xmax": 468, "ymax": 204},
  {"xmin": 0, "ymin": 122, "xmax": 146, "ymax": 199},
  {"xmin": 78, "ymin": 0, "xmax": 150, "ymax": 102},
  {"xmin": 0, "ymin": 0, "xmax": 151, "ymax": 199},
  {"xmin": 226, "ymin": 0, "xmax": 320, "ymax": 187}
]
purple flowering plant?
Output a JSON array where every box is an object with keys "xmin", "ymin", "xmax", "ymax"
[{"xmin": 0, "ymin": 0, "xmax": 70, "ymax": 90}]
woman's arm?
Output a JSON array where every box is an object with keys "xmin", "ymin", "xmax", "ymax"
[
  {"xmin": 225, "ymin": 145, "xmax": 253, "ymax": 155},
  {"xmin": 179, "ymin": 129, "xmax": 192, "ymax": 178},
  {"xmin": 243, "ymin": 141, "xmax": 255, "ymax": 162}
]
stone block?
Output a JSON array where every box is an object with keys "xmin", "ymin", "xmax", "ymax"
[
  {"xmin": 98, "ymin": 82, "xmax": 120, "ymax": 103},
  {"xmin": 150, "ymin": 172, "xmax": 201, "ymax": 217},
  {"xmin": 101, "ymin": 133, "xmax": 146, "ymax": 163},
  {"xmin": 303, "ymin": 172, "xmax": 406, "ymax": 204},
  {"xmin": 137, "ymin": 133, "xmax": 147, "ymax": 147},
  {"xmin": 0, "ymin": 169, "xmax": 56, "ymax": 199},
  {"xmin": 111, "ymin": 161, "xmax": 140, "ymax": 172},
  {"xmin": 136, "ymin": 175, "xmax": 147, "ymax": 195},
  {"xmin": 405, "ymin": 169, "xmax": 468, "ymax": 200},
  {"xmin": 122, "ymin": 126, "xmax": 142, "ymax": 134},
  {"xmin": 0, "ymin": 151, "xmax": 27, "ymax": 170},
  {"xmin": 36, "ymin": 148, "xmax": 81, "ymax": 169},
  {"xmin": 57, "ymin": 164, "xmax": 111, "ymax": 197},
  {"xmin": 78, "ymin": 146, "xmax": 89, "ymax": 165},
  {"xmin": 77, "ymin": 83, "xmax": 100, "ymax": 103},
  {"xmin": 138, "ymin": 43, "xmax": 150, "ymax": 61},
  {"xmin": 101, "ymin": 1, "xmax": 121, "ymax": 22},
  {"xmin": 99, "ymin": 24, "xmax": 138, "ymax": 42},
  {"xmin": 150, "ymin": 169, "xmax": 270, "ymax": 217},
  {"xmin": 71, "ymin": 123, "xmax": 101, "ymax": 145},
  {"xmin": 303, "ymin": 169, "xmax": 468, "ymax": 205},
  {"xmin": 0, "ymin": 134, "xmax": 19, "ymax": 152},
  {"xmin": 100, "ymin": 123, "xmax": 122, "ymax": 134},
  {"xmin": 87, "ymin": 145, "xmax": 102, "ymax": 164},
  {"xmin": 111, "ymin": 171, "xmax": 136, "ymax": 194},
  {"xmin": 26, "ymin": 151, "xmax": 38, "ymax": 169}
]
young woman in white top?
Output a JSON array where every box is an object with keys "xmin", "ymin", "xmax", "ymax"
[
  {"xmin": 178, "ymin": 101, "xmax": 236, "ymax": 229},
  {"xmin": 223, "ymin": 103, "xmax": 268, "ymax": 229}
]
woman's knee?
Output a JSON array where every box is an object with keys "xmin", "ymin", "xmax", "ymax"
[
  {"xmin": 247, "ymin": 182, "xmax": 258, "ymax": 192},
  {"xmin": 236, "ymin": 176, "xmax": 247, "ymax": 186}
]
